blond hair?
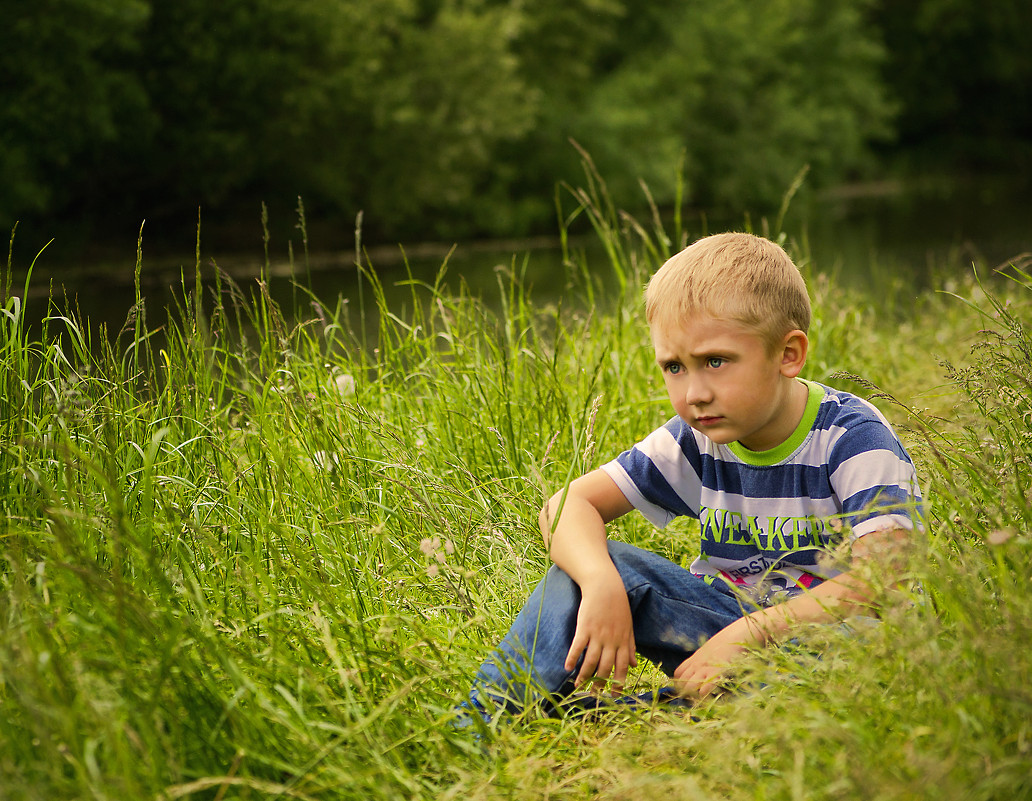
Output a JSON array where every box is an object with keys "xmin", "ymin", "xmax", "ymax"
[{"xmin": 645, "ymin": 233, "xmax": 810, "ymax": 350}]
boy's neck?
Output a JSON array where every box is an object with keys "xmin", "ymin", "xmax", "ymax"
[
  {"xmin": 785, "ymin": 376, "xmax": 811, "ymax": 436},
  {"xmin": 736, "ymin": 377, "xmax": 811, "ymax": 455}
]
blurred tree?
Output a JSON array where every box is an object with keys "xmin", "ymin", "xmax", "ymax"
[
  {"xmin": 4, "ymin": 0, "xmax": 1027, "ymax": 247},
  {"xmin": 335, "ymin": 0, "xmax": 539, "ymax": 238},
  {"xmin": 873, "ymin": 0, "xmax": 1032, "ymax": 172},
  {"xmin": 2, "ymin": 0, "xmax": 542, "ymax": 241},
  {"xmin": 0, "ymin": 0, "xmax": 151, "ymax": 225},
  {"xmin": 110, "ymin": 0, "xmax": 379, "ymax": 226},
  {"xmin": 490, "ymin": 0, "xmax": 626, "ymax": 232},
  {"xmin": 574, "ymin": 0, "xmax": 893, "ymax": 213},
  {"xmin": 117, "ymin": 0, "xmax": 546, "ymax": 240}
]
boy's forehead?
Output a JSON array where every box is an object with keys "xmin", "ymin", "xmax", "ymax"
[{"xmin": 649, "ymin": 314, "xmax": 767, "ymax": 353}]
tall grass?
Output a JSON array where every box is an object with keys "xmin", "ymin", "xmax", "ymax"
[{"xmin": 2, "ymin": 176, "xmax": 1031, "ymax": 799}]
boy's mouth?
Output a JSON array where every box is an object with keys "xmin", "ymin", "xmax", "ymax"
[{"xmin": 694, "ymin": 415, "xmax": 724, "ymax": 426}]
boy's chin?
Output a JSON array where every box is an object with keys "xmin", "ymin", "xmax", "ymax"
[{"xmin": 689, "ymin": 424, "xmax": 737, "ymax": 445}]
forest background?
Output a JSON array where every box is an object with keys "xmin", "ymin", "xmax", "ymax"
[{"xmin": 3, "ymin": 0, "xmax": 1031, "ymax": 263}]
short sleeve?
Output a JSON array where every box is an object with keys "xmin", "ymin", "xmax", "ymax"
[
  {"xmin": 600, "ymin": 417, "xmax": 703, "ymax": 528},
  {"xmin": 828, "ymin": 419, "xmax": 923, "ymax": 538}
]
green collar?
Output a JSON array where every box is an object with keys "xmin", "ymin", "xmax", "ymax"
[{"xmin": 727, "ymin": 379, "xmax": 824, "ymax": 466}]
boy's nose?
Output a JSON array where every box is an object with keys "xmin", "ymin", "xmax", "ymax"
[{"xmin": 684, "ymin": 376, "xmax": 713, "ymax": 406}]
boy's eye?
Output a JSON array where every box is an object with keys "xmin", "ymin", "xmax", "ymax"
[
  {"xmin": 706, "ymin": 357, "xmax": 725, "ymax": 369},
  {"xmin": 665, "ymin": 362, "xmax": 682, "ymax": 375}
]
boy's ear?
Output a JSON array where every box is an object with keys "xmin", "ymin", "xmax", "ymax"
[{"xmin": 778, "ymin": 330, "xmax": 808, "ymax": 378}]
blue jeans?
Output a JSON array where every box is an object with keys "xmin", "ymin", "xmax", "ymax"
[{"xmin": 469, "ymin": 540, "xmax": 757, "ymax": 714}]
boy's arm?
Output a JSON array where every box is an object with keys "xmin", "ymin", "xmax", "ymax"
[
  {"xmin": 539, "ymin": 469, "xmax": 636, "ymax": 689},
  {"xmin": 672, "ymin": 525, "xmax": 913, "ymax": 697}
]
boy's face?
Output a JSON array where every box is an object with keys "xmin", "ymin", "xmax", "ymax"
[{"xmin": 650, "ymin": 314, "xmax": 807, "ymax": 452}]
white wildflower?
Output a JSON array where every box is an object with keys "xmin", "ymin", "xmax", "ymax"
[{"xmin": 333, "ymin": 373, "xmax": 356, "ymax": 396}]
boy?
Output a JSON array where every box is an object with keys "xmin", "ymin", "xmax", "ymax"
[{"xmin": 465, "ymin": 232, "xmax": 922, "ymax": 719}]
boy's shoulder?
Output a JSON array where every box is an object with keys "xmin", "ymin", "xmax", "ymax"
[
  {"xmin": 805, "ymin": 380, "xmax": 911, "ymax": 463},
  {"xmin": 809, "ymin": 381, "xmax": 899, "ymax": 434}
]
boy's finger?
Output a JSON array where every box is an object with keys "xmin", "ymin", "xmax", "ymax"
[
  {"xmin": 672, "ymin": 668, "xmax": 703, "ymax": 698},
  {"xmin": 594, "ymin": 650, "xmax": 615, "ymax": 684},
  {"xmin": 612, "ymin": 651, "xmax": 629, "ymax": 687},
  {"xmin": 564, "ymin": 632, "xmax": 587, "ymax": 672},
  {"xmin": 575, "ymin": 642, "xmax": 602, "ymax": 686}
]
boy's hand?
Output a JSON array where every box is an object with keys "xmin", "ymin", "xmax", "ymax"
[
  {"xmin": 672, "ymin": 558, "xmax": 885, "ymax": 698},
  {"xmin": 541, "ymin": 469, "xmax": 637, "ymax": 689},
  {"xmin": 671, "ymin": 627, "xmax": 749, "ymax": 698},
  {"xmin": 565, "ymin": 574, "xmax": 637, "ymax": 689}
]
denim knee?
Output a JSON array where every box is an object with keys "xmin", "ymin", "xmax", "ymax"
[
  {"xmin": 604, "ymin": 539, "xmax": 649, "ymax": 573},
  {"xmin": 604, "ymin": 539, "xmax": 675, "ymax": 592}
]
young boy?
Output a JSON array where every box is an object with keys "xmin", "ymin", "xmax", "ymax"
[{"xmin": 465, "ymin": 232, "xmax": 922, "ymax": 718}]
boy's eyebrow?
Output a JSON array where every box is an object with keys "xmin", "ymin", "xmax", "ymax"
[
  {"xmin": 654, "ymin": 344, "xmax": 738, "ymax": 363},
  {"xmin": 653, "ymin": 346, "xmax": 680, "ymax": 364}
]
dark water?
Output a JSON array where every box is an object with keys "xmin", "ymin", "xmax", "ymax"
[
  {"xmin": 799, "ymin": 177, "xmax": 1031, "ymax": 290},
  {"xmin": 8, "ymin": 176, "xmax": 1031, "ymax": 342}
]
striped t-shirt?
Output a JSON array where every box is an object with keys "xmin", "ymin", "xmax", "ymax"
[{"xmin": 601, "ymin": 380, "xmax": 922, "ymax": 604}]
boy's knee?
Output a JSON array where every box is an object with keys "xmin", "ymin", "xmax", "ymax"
[
  {"xmin": 604, "ymin": 540, "xmax": 685, "ymax": 593},
  {"xmin": 604, "ymin": 540, "xmax": 657, "ymax": 584},
  {"xmin": 605, "ymin": 539, "xmax": 644, "ymax": 568},
  {"xmin": 539, "ymin": 563, "xmax": 578, "ymax": 599},
  {"xmin": 544, "ymin": 563, "xmax": 570, "ymax": 582}
]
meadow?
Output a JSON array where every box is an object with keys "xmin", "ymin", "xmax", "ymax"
[{"xmin": 2, "ymin": 175, "xmax": 1031, "ymax": 800}]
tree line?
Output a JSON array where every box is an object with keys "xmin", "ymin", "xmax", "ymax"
[{"xmin": 2, "ymin": 0, "xmax": 1029, "ymax": 249}]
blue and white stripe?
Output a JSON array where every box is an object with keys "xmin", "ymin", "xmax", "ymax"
[{"xmin": 602, "ymin": 382, "xmax": 922, "ymax": 600}]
